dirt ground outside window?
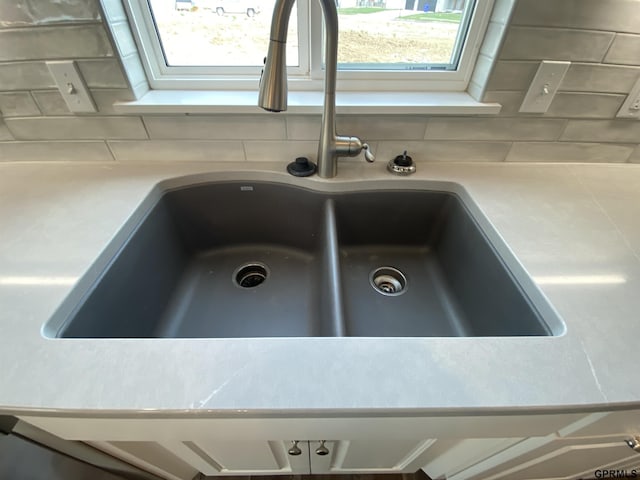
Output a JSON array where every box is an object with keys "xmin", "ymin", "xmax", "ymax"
[{"xmin": 151, "ymin": 2, "xmax": 461, "ymax": 67}]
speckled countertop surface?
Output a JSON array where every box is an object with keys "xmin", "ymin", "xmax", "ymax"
[{"xmin": 1, "ymin": 161, "xmax": 639, "ymax": 415}]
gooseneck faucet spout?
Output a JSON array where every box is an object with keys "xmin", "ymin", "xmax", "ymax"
[{"xmin": 258, "ymin": 0, "xmax": 374, "ymax": 178}]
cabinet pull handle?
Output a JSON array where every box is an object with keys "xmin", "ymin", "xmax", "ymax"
[
  {"xmin": 288, "ymin": 440, "xmax": 302, "ymax": 456},
  {"xmin": 627, "ymin": 437, "xmax": 640, "ymax": 453},
  {"xmin": 315, "ymin": 440, "xmax": 330, "ymax": 456}
]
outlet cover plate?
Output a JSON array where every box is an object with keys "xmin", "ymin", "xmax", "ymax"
[
  {"xmin": 519, "ymin": 61, "xmax": 571, "ymax": 114},
  {"xmin": 46, "ymin": 61, "xmax": 97, "ymax": 113},
  {"xmin": 616, "ymin": 75, "xmax": 640, "ymax": 119}
]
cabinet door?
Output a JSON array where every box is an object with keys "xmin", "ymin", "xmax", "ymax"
[
  {"xmin": 92, "ymin": 439, "xmax": 310, "ymax": 479},
  {"xmin": 309, "ymin": 438, "xmax": 436, "ymax": 474},
  {"xmin": 421, "ymin": 438, "xmax": 525, "ymax": 480},
  {"xmin": 452, "ymin": 437, "xmax": 640, "ymax": 480}
]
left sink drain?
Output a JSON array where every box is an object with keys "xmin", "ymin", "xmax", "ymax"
[{"xmin": 234, "ymin": 263, "xmax": 269, "ymax": 288}]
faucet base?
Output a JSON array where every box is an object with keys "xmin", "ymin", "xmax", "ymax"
[{"xmin": 287, "ymin": 157, "xmax": 317, "ymax": 177}]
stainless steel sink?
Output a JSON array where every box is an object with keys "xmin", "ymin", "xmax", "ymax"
[{"xmin": 46, "ymin": 180, "xmax": 564, "ymax": 338}]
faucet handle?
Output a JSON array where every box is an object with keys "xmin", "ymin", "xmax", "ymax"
[{"xmin": 362, "ymin": 143, "xmax": 375, "ymax": 163}]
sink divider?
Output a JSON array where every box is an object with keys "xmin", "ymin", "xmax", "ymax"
[{"xmin": 322, "ymin": 199, "xmax": 347, "ymax": 337}]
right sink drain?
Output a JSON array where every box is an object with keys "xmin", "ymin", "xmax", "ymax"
[
  {"xmin": 234, "ymin": 263, "xmax": 269, "ymax": 288},
  {"xmin": 370, "ymin": 266, "xmax": 407, "ymax": 296}
]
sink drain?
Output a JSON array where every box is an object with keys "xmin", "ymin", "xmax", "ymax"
[
  {"xmin": 234, "ymin": 263, "xmax": 268, "ymax": 288},
  {"xmin": 370, "ymin": 267, "xmax": 407, "ymax": 296}
]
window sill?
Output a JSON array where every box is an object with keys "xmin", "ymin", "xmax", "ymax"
[{"xmin": 114, "ymin": 90, "xmax": 501, "ymax": 115}]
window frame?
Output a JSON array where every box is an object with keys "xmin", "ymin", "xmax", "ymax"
[{"xmin": 123, "ymin": 0, "xmax": 495, "ymax": 92}]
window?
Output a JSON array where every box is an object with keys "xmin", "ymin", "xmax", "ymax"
[{"xmin": 124, "ymin": 0, "xmax": 494, "ymax": 92}]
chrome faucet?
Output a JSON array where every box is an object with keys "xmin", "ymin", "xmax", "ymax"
[{"xmin": 258, "ymin": 0, "xmax": 375, "ymax": 178}]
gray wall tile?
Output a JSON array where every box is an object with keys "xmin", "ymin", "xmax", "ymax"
[
  {"xmin": 91, "ymin": 89, "xmax": 135, "ymax": 114},
  {"xmin": 131, "ymin": 81, "xmax": 150, "ymax": 100},
  {"xmin": 490, "ymin": 0, "xmax": 516, "ymax": 25},
  {"xmin": 0, "ymin": 0, "xmax": 638, "ymax": 165},
  {"xmin": 480, "ymin": 22, "xmax": 505, "ymax": 58},
  {"xmin": 0, "ymin": 25, "xmax": 113, "ymax": 62},
  {"xmin": 0, "ymin": 92, "xmax": 41, "ymax": 117},
  {"xmin": 470, "ymin": 54, "xmax": 493, "ymax": 94},
  {"xmin": 77, "ymin": 59, "xmax": 129, "ymax": 88},
  {"xmin": 511, "ymin": 0, "xmax": 640, "ymax": 34},
  {"xmin": 483, "ymin": 91, "xmax": 525, "ymax": 115},
  {"xmin": 0, "ymin": 0, "xmax": 101, "ymax": 28},
  {"xmin": 561, "ymin": 120, "xmax": 640, "ymax": 143},
  {"xmin": 100, "ymin": 0, "xmax": 128, "ymax": 23},
  {"xmin": 286, "ymin": 115, "xmax": 427, "ymax": 140},
  {"xmin": 630, "ymin": 145, "xmax": 640, "ymax": 163},
  {"xmin": 286, "ymin": 116, "xmax": 319, "ymax": 140},
  {"xmin": 31, "ymin": 91, "xmax": 72, "ymax": 116},
  {"xmin": 109, "ymin": 140, "xmax": 244, "ymax": 162},
  {"xmin": 545, "ymin": 93, "xmax": 626, "ymax": 119},
  {"xmin": 604, "ymin": 34, "xmax": 640, "ymax": 66},
  {"xmin": 467, "ymin": 80, "xmax": 484, "ymax": 101},
  {"xmin": 507, "ymin": 142, "xmax": 634, "ymax": 163},
  {"xmin": 425, "ymin": 117, "xmax": 567, "ymax": 141},
  {"xmin": 0, "ymin": 120, "xmax": 14, "ymax": 141},
  {"xmin": 5, "ymin": 117, "xmax": 148, "ymax": 140},
  {"xmin": 110, "ymin": 22, "xmax": 138, "ymax": 58},
  {"xmin": 143, "ymin": 115, "xmax": 286, "ymax": 140},
  {"xmin": 486, "ymin": 61, "xmax": 539, "ymax": 91},
  {"xmin": 560, "ymin": 63, "xmax": 640, "ymax": 94},
  {"xmin": 376, "ymin": 141, "xmax": 511, "ymax": 162},
  {"xmin": 243, "ymin": 140, "xmax": 319, "ymax": 162},
  {"xmin": 500, "ymin": 27, "xmax": 614, "ymax": 62},
  {"xmin": 0, "ymin": 62, "xmax": 55, "ymax": 90},
  {"xmin": 121, "ymin": 54, "xmax": 149, "ymax": 93},
  {"xmin": 0, "ymin": 141, "xmax": 113, "ymax": 162},
  {"xmin": 338, "ymin": 115, "xmax": 427, "ymax": 140}
]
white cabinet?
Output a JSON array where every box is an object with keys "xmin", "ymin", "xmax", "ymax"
[
  {"xmin": 308, "ymin": 438, "xmax": 437, "ymax": 474},
  {"xmin": 89, "ymin": 437, "xmax": 439, "ymax": 478},
  {"xmin": 448, "ymin": 411, "xmax": 640, "ymax": 480},
  {"xmin": 15, "ymin": 412, "xmax": 594, "ymax": 480},
  {"xmin": 451, "ymin": 436, "xmax": 640, "ymax": 480},
  {"xmin": 17, "ymin": 416, "xmax": 452, "ymax": 479},
  {"xmin": 89, "ymin": 439, "xmax": 310, "ymax": 479}
]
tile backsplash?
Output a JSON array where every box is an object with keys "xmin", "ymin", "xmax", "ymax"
[{"xmin": 0, "ymin": 0, "xmax": 639, "ymax": 164}]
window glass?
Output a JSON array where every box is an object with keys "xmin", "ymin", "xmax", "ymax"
[
  {"xmin": 337, "ymin": 0, "xmax": 473, "ymax": 70},
  {"xmin": 148, "ymin": 0, "xmax": 299, "ymax": 67},
  {"xmin": 128, "ymin": 0, "xmax": 491, "ymax": 89}
]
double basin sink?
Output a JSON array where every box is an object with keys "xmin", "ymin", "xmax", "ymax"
[{"xmin": 46, "ymin": 178, "xmax": 564, "ymax": 338}]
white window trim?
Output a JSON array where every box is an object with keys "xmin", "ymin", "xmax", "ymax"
[
  {"xmin": 107, "ymin": 0, "xmax": 503, "ymax": 114},
  {"xmin": 124, "ymin": 0, "xmax": 311, "ymax": 81},
  {"xmin": 114, "ymin": 89, "xmax": 501, "ymax": 114},
  {"xmin": 122, "ymin": 0, "xmax": 495, "ymax": 92}
]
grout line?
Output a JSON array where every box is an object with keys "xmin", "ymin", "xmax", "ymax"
[
  {"xmin": 503, "ymin": 141, "xmax": 514, "ymax": 162},
  {"xmin": 420, "ymin": 117, "xmax": 428, "ymax": 140},
  {"xmin": 241, "ymin": 140, "xmax": 248, "ymax": 161},
  {"xmin": 601, "ymin": 32, "xmax": 618, "ymax": 63},
  {"xmin": 0, "ymin": 21, "xmax": 103, "ymax": 33},
  {"xmin": 622, "ymin": 144, "xmax": 636, "ymax": 164},
  {"xmin": 507, "ymin": 24, "xmax": 631, "ymax": 35},
  {"xmin": 422, "ymin": 117, "xmax": 430, "ymax": 140},
  {"xmin": 104, "ymin": 140, "xmax": 118, "ymax": 161},
  {"xmin": 556, "ymin": 119, "xmax": 570, "ymax": 141},
  {"xmin": 139, "ymin": 115, "xmax": 151, "ymax": 140}
]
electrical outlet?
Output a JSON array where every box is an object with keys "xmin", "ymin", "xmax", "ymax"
[
  {"xmin": 519, "ymin": 61, "xmax": 571, "ymax": 114},
  {"xmin": 46, "ymin": 61, "xmax": 97, "ymax": 113},
  {"xmin": 616, "ymin": 76, "xmax": 640, "ymax": 119}
]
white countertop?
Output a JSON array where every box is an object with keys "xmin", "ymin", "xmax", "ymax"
[{"xmin": 1, "ymin": 160, "xmax": 639, "ymax": 415}]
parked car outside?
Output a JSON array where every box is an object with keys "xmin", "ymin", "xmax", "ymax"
[
  {"xmin": 174, "ymin": 0, "xmax": 194, "ymax": 10},
  {"xmin": 200, "ymin": 0, "xmax": 261, "ymax": 16}
]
